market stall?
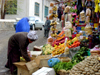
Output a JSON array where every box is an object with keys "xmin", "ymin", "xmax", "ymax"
[{"xmin": 14, "ymin": 0, "xmax": 100, "ymax": 75}]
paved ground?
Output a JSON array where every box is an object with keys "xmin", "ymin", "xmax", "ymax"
[
  {"xmin": 0, "ymin": 22, "xmax": 62, "ymax": 75},
  {"xmin": 0, "ymin": 30, "xmax": 47, "ymax": 75}
]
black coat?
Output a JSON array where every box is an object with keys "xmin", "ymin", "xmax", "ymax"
[
  {"xmin": 44, "ymin": 20, "xmax": 51, "ymax": 30},
  {"xmin": 77, "ymin": 0, "xmax": 83, "ymax": 15}
]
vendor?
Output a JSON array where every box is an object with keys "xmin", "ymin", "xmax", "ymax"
[{"xmin": 5, "ymin": 31, "xmax": 38, "ymax": 74}]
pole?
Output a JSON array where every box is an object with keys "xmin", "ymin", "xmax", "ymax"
[{"xmin": 42, "ymin": 0, "xmax": 44, "ymax": 20}]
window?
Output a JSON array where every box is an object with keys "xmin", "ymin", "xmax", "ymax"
[
  {"xmin": 44, "ymin": 6, "xmax": 48, "ymax": 17},
  {"xmin": 35, "ymin": 2, "xmax": 39, "ymax": 16},
  {"xmin": 5, "ymin": 0, "xmax": 17, "ymax": 14}
]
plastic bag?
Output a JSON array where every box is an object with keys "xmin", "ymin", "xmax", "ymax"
[
  {"xmin": 86, "ymin": 16, "xmax": 90, "ymax": 23},
  {"xmin": 80, "ymin": 11, "xmax": 85, "ymax": 16},
  {"xmin": 85, "ymin": 24, "xmax": 92, "ymax": 35},
  {"xmin": 86, "ymin": 8, "xmax": 91, "ymax": 16},
  {"xmin": 65, "ymin": 21, "xmax": 72, "ymax": 29},
  {"xmin": 68, "ymin": 14, "xmax": 72, "ymax": 23},
  {"xmin": 80, "ymin": 11, "xmax": 85, "ymax": 21},
  {"xmin": 64, "ymin": 6, "xmax": 71, "ymax": 13},
  {"xmin": 48, "ymin": 58, "xmax": 60, "ymax": 67},
  {"xmin": 16, "ymin": 17, "xmax": 30, "ymax": 33},
  {"xmin": 65, "ymin": 29, "xmax": 71, "ymax": 37},
  {"xmin": 64, "ymin": 47, "xmax": 69, "ymax": 54}
]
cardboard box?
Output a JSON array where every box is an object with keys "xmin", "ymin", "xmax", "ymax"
[
  {"xmin": 30, "ymin": 51, "xmax": 42, "ymax": 56},
  {"xmin": 35, "ymin": 55, "xmax": 52, "ymax": 68},
  {"xmin": 33, "ymin": 46, "xmax": 42, "ymax": 51},
  {"xmin": 32, "ymin": 67, "xmax": 55, "ymax": 75},
  {"xmin": 14, "ymin": 60, "xmax": 39, "ymax": 75}
]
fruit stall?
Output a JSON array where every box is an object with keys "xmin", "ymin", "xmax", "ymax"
[{"xmin": 14, "ymin": 0, "xmax": 100, "ymax": 75}]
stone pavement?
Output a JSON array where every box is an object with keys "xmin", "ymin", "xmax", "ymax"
[
  {"xmin": 0, "ymin": 22, "xmax": 62, "ymax": 75},
  {"xmin": 0, "ymin": 30, "xmax": 47, "ymax": 75}
]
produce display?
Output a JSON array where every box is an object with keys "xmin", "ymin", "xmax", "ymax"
[
  {"xmin": 70, "ymin": 55, "xmax": 100, "ymax": 75},
  {"xmin": 52, "ymin": 43, "xmax": 65, "ymax": 56},
  {"xmin": 53, "ymin": 61, "xmax": 77, "ymax": 72},
  {"xmin": 42, "ymin": 44, "xmax": 54, "ymax": 55},
  {"xmin": 44, "ymin": 1, "xmax": 100, "ymax": 75},
  {"xmin": 80, "ymin": 39, "xmax": 89, "ymax": 47},
  {"xmin": 20, "ymin": 57, "xmax": 25, "ymax": 61},
  {"xmin": 85, "ymin": 24, "xmax": 92, "ymax": 35},
  {"xmin": 66, "ymin": 37, "xmax": 80, "ymax": 48},
  {"xmin": 72, "ymin": 47, "xmax": 89, "ymax": 63}
]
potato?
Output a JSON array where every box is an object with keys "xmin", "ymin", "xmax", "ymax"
[
  {"xmin": 95, "ymin": 72, "xmax": 100, "ymax": 75},
  {"xmin": 82, "ymin": 72, "xmax": 87, "ymax": 74}
]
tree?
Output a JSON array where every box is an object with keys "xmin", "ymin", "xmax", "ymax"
[
  {"xmin": 1, "ymin": 0, "xmax": 17, "ymax": 19},
  {"xmin": 1, "ymin": 0, "xmax": 6, "ymax": 19}
]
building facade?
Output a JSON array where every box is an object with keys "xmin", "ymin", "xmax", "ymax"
[{"xmin": 0, "ymin": 0, "xmax": 57, "ymax": 21}]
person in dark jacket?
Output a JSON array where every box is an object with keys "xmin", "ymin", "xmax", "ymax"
[
  {"xmin": 5, "ymin": 31, "xmax": 38, "ymax": 74},
  {"xmin": 44, "ymin": 17, "xmax": 51, "ymax": 38},
  {"xmin": 57, "ymin": 6, "xmax": 63, "ymax": 21},
  {"xmin": 77, "ymin": 0, "xmax": 83, "ymax": 15}
]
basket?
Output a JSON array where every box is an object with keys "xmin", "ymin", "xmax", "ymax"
[
  {"xmin": 58, "ymin": 57, "xmax": 71, "ymax": 62},
  {"xmin": 90, "ymin": 50, "xmax": 100, "ymax": 56},
  {"xmin": 57, "ymin": 70, "xmax": 70, "ymax": 75}
]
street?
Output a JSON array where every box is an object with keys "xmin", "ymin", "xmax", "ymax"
[{"xmin": 0, "ymin": 30, "xmax": 47, "ymax": 75}]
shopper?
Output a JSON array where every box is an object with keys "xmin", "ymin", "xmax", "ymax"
[
  {"xmin": 58, "ymin": 6, "xmax": 63, "ymax": 21},
  {"xmin": 16, "ymin": 17, "xmax": 30, "ymax": 33},
  {"xmin": 44, "ymin": 16, "xmax": 51, "ymax": 38},
  {"xmin": 5, "ymin": 31, "xmax": 38, "ymax": 74}
]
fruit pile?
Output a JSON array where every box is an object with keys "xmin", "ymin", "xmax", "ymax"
[
  {"xmin": 66, "ymin": 37, "xmax": 80, "ymax": 48},
  {"xmin": 51, "ymin": 31, "xmax": 66, "ymax": 56},
  {"xmin": 52, "ymin": 31, "xmax": 65, "ymax": 46},
  {"xmin": 52, "ymin": 43, "xmax": 66, "ymax": 56}
]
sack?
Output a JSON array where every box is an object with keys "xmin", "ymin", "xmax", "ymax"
[
  {"xmin": 65, "ymin": 21, "xmax": 72, "ymax": 29},
  {"xmin": 48, "ymin": 58, "xmax": 60, "ymax": 67},
  {"xmin": 86, "ymin": 8, "xmax": 91, "ymax": 16},
  {"xmin": 64, "ymin": 29, "xmax": 71, "ymax": 37},
  {"xmin": 85, "ymin": 24, "xmax": 92, "ymax": 35}
]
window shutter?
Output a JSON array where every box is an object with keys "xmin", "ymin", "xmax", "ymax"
[
  {"xmin": 35, "ymin": 2, "xmax": 39, "ymax": 16},
  {"xmin": 45, "ymin": 6, "xmax": 48, "ymax": 17}
]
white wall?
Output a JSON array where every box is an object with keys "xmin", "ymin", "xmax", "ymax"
[
  {"xmin": 43, "ymin": 0, "xmax": 56, "ymax": 21},
  {"xmin": 29, "ymin": 0, "xmax": 56, "ymax": 21},
  {"xmin": 4, "ymin": 0, "xmax": 29, "ymax": 19},
  {"xmin": 0, "ymin": 0, "xmax": 57, "ymax": 21},
  {"xmin": 29, "ymin": 0, "xmax": 43, "ymax": 20}
]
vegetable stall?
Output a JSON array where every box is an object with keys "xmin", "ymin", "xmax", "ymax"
[{"xmin": 18, "ymin": 0, "xmax": 100, "ymax": 75}]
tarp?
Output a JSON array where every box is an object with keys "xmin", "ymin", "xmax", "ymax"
[{"xmin": 16, "ymin": 17, "xmax": 30, "ymax": 33}]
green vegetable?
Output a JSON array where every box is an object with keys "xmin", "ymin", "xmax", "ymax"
[
  {"xmin": 53, "ymin": 61, "xmax": 77, "ymax": 72},
  {"xmin": 71, "ymin": 47, "xmax": 89, "ymax": 63}
]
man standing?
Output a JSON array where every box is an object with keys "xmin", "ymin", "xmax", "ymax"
[
  {"xmin": 5, "ymin": 31, "xmax": 38, "ymax": 74},
  {"xmin": 44, "ymin": 16, "xmax": 51, "ymax": 38}
]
